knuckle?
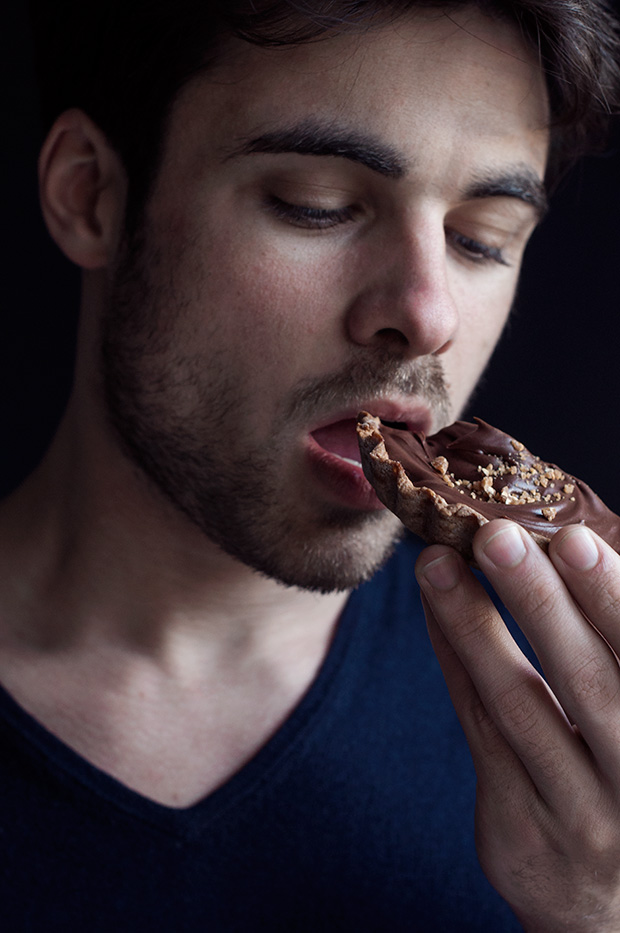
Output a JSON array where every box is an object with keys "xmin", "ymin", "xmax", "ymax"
[
  {"xmin": 447, "ymin": 601, "xmax": 498, "ymax": 645},
  {"xmin": 518, "ymin": 577, "xmax": 561, "ymax": 622},
  {"xmin": 568, "ymin": 797, "xmax": 620, "ymax": 865},
  {"xmin": 564, "ymin": 653, "xmax": 620, "ymax": 713},
  {"xmin": 469, "ymin": 693, "xmax": 502, "ymax": 745},
  {"xmin": 489, "ymin": 677, "xmax": 567, "ymax": 780},
  {"xmin": 593, "ymin": 584, "xmax": 620, "ymax": 625},
  {"xmin": 491, "ymin": 676, "xmax": 545, "ymax": 738}
]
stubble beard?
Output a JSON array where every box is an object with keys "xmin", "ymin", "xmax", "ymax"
[{"xmin": 100, "ymin": 226, "xmax": 452, "ymax": 593}]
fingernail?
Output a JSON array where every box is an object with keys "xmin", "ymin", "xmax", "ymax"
[
  {"xmin": 556, "ymin": 526, "xmax": 599, "ymax": 571},
  {"xmin": 482, "ymin": 524, "xmax": 526, "ymax": 568},
  {"xmin": 420, "ymin": 553, "xmax": 460, "ymax": 591}
]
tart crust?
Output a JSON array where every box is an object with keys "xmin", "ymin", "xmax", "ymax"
[{"xmin": 357, "ymin": 412, "xmax": 550, "ymax": 563}]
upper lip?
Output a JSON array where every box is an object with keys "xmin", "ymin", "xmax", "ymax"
[{"xmin": 308, "ymin": 398, "xmax": 433, "ymax": 437}]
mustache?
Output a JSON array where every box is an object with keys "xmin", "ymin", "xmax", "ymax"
[{"xmin": 282, "ymin": 353, "xmax": 451, "ymax": 426}]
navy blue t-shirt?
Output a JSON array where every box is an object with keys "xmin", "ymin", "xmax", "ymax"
[{"xmin": 0, "ymin": 534, "xmax": 523, "ymax": 930}]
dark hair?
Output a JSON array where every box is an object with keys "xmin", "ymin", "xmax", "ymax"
[{"xmin": 29, "ymin": 0, "xmax": 620, "ymax": 222}]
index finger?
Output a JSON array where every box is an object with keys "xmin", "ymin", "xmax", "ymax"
[
  {"xmin": 473, "ymin": 521, "xmax": 620, "ymax": 778},
  {"xmin": 415, "ymin": 542, "xmax": 594, "ymax": 807}
]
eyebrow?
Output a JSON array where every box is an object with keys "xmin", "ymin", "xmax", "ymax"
[
  {"xmin": 464, "ymin": 169, "xmax": 549, "ymax": 220},
  {"xmin": 228, "ymin": 121, "xmax": 408, "ymax": 179},
  {"xmin": 228, "ymin": 121, "xmax": 547, "ymax": 217}
]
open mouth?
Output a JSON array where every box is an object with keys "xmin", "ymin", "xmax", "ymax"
[
  {"xmin": 378, "ymin": 420, "xmax": 408, "ymax": 431},
  {"xmin": 310, "ymin": 419, "xmax": 364, "ymax": 467},
  {"xmin": 311, "ymin": 417, "xmax": 410, "ymax": 464},
  {"xmin": 307, "ymin": 412, "xmax": 419, "ymax": 511}
]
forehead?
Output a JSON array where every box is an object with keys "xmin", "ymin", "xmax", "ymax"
[{"xmin": 157, "ymin": 5, "xmax": 549, "ymax": 192}]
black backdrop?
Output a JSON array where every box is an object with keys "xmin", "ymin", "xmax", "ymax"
[{"xmin": 3, "ymin": 4, "xmax": 620, "ymax": 508}]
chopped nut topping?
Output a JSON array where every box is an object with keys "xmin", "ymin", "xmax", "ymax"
[
  {"xmin": 500, "ymin": 487, "xmax": 518, "ymax": 505},
  {"xmin": 431, "ymin": 456, "xmax": 449, "ymax": 475},
  {"xmin": 402, "ymin": 424, "xmax": 580, "ymax": 527},
  {"xmin": 481, "ymin": 476, "xmax": 495, "ymax": 497}
]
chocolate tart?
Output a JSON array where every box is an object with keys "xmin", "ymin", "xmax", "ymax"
[{"xmin": 357, "ymin": 413, "xmax": 620, "ymax": 562}]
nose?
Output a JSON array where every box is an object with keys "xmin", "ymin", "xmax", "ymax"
[{"xmin": 345, "ymin": 219, "xmax": 458, "ymax": 358}]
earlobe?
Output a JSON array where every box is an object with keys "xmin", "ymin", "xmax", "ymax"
[{"xmin": 38, "ymin": 108, "xmax": 127, "ymax": 269}]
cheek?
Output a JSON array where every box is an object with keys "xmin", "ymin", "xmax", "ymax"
[
  {"xmin": 199, "ymin": 229, "xmax": 345, "ymax": 366},
  {"xmin": 161, "ymin": 180, "xmax": 352, "ymax": 368},
  {"xmin": 444, "ymin": 284, "xmax": 515, "ymax": 406}
]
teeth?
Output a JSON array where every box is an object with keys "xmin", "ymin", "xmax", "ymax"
[{"xmin": 334, "ymin": 454, "xmax": 362, "ymax": 467}]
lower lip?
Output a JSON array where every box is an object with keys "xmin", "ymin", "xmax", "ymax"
[{"xmin": 305, "ymin": 434, "xmax": 386, "ymax": 512}]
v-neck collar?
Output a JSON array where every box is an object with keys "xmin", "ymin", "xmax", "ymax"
[{"xmin": 0, "ymin": 580, "xmax": 374, "ymax": 841}]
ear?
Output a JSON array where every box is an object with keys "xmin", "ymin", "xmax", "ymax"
[{"xmin": 38, "ymin": 108, "xmax": 128, "ymax": 269}]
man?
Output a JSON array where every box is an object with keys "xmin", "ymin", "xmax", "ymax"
[{"xmin": 3, "ymin": 0, "xmax": 620, "ymax": 928}]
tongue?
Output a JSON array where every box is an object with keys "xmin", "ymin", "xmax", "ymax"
[{"xmin": 311, "ymin": 419, "xmax": 362, "ymax": 463}]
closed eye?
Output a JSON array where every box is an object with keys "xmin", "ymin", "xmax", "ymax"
[
  {"xmin": 446, "ymin": 227, "xmax": 510, "ymax": 267},
  {"xmin": 266, "ymin": 195, "xmax": 356, "ymax": 230}
]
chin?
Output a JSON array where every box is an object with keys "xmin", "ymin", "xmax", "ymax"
[{"xmin": 240, "ymin": 510, "xmax": 406, "ymax": 595}]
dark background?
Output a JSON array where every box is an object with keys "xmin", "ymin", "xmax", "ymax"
[{"xmin": 3, "ymin": 4, "xmax": 620, "ymax": 508}]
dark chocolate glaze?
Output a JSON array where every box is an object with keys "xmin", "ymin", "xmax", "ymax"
[{"xmin": 379, "ymin": 418, "xmax": 620, "ymax": 551}]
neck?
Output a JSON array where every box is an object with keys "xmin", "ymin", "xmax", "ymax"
[
  {"xmin": 0, "ymin": 387, "xmax": 356, "ymax": 806},
  {"xmin": 0, "ymin": 399, "xmax": 349, "ymax": 672}
]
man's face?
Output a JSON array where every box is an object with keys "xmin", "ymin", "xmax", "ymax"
[{"xmin": 102, "ymin": 5, "xmax": 549, "ymax": 592}]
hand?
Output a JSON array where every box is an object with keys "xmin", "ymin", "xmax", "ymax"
[{"xmin": 415, "ymin": 520, "xmax": 620, "ymax": 933}]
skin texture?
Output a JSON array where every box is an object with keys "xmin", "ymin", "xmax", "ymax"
[
  {"xmin": 416, "ymin": 523, "xmax": 620, "ymax": 931},
  {"xmin": 95, "ymin": 7, "xmax": 548, "ymax": 592},
  {"xmin": 7, "ymin": 7, "xmax": 613, "ymax": 927}
]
